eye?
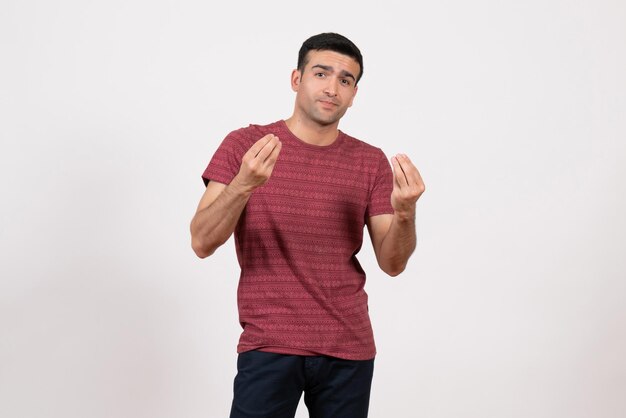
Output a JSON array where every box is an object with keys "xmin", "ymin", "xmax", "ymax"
[
  {"xmin": 341, "ymin": 79, "xmax": 352, "ymax": 86},
  {"xmin": 315, "ymin": 72, "xmax": 326, "ymax": 78}
]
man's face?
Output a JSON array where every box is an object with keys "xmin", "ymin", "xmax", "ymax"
[{"xmin": 291, "ymin": 49, "xmax": 360, "ymax": 127}]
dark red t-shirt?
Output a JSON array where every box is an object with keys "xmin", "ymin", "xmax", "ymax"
[{"xmin": 202, "ymin": 120, "xmax": 394, "ymax": 360}]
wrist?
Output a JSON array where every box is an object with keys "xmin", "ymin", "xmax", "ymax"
[
  {"xmin": 394, "ymin": 207, "xmax": 416, "ymax": 222},
  {"xmin": 229, "ymin": 175, "xmax": 255, "ymax": 196}
]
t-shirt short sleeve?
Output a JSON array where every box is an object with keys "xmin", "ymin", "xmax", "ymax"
[
  {"xmin": 366, "ymin": 151, "xmax": 394, "ymax": 217},
  {"xmin": 201, "ymin": 129, "xmax": 249, "ymax": 186}
]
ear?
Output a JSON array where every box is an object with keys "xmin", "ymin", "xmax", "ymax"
[
  {"xmin": 290, "ymin": 69, "xmax": 301, "ymax": 92},
  {"xmin": 348, "ymin": 85, "xmax": 358, "ymax": 108}
]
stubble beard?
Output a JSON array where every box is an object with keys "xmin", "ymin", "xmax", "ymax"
[{"xmin": 307, "ymin": 102, "xmax": 347, "ymax": 128}]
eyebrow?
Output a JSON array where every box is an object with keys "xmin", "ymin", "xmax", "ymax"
[{"xmin": 311, "ymin": 64, "xmax": 356, "ymax": 82}]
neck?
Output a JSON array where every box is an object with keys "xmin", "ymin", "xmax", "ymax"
[{"xmin": 284, "ymin": 116, "xmax": 339, "ymax": 146}]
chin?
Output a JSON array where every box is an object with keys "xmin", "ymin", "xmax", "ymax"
[
  {"xmin": 308, "ymin": 113, "xmax": 338, "ymax": 126},
  {"xmin": 317, "ymin": 117, "xmax": 340, "ymax": 126}
]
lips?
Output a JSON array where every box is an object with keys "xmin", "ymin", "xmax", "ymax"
[{"xmin": 318, "ymin": 99, "xmax": 339, "ymax": 107}]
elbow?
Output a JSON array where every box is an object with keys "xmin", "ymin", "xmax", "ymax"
[
  {"xmin": 191, "ymin": 237, "xmax": 216, "ymax": 259},
  {"xmin": 192, "ymin": 244, "xmax": 211, "ymax": 259},
  {"xmin": 190, "ymin": 220, "xmax": 219, "ymax": 259},
  {"xmin": 381, "ymin": 262, "xmax": 407, "ymax": 277},
  {"xmin": 384, "ymin": 267, "xmax": 405, "ymax": 277}
]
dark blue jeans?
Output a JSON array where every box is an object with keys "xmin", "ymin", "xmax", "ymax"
[{"xmin": 230, "ymin": 350, "xmax": 375, "ymax": 418}]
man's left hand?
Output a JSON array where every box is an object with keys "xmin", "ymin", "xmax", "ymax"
[{"xmin": 390, "ymin": 154, "xmax": 425, "ymax": 219}]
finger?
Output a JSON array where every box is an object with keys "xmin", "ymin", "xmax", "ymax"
[
  {"xmin": 246, "ymin": 134, "xmax": 276, "ymax": 158},
  {"xmin": 411, "ymin": 166, "xmax": 425, "ymax": 189},
  {"xmin": 264, "ymin": 139, "xmax": 282, "ymax": 167},
  {"xmin": 397, "ymin": 154, "xmax": 424, "ymax": 187},
  {"xmin": 391, "ymin": 156, "xmax": 409, "ymax": 187},
  {"xmin": 250, "ymin": 134, "xmax": 278, "ymax": 162},
  {"xmin": 256, "ymin": 136, "xmax": 280, "ymax": 163}
]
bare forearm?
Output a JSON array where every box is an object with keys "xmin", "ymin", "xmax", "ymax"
[
  {"xmin": 368, "ymin": 153, "xmax": 424, "ymax": 276},
  {"xmin": 378, "ymin": 210, "xmax": 416, "ymax": 276},
  {"xmin": 190, "ymin": 181, "xmax": 251, "ymax": 258},
  {"xmin": 191, "ymin": 134, "xmax": 282, "ymax": 258}
]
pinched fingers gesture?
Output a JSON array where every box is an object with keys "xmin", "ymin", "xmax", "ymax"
[
  {"xmin": 234, "ymin": 134, "xmax": 282, "ymax": 192},
  {"xmin": 390, "ymin": 154, "xmax": 425, "ymax": 217}
]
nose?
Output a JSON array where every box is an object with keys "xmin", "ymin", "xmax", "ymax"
[{"xmin": 324, "ymin": 78, "xmax": 339, "ymax": 97}]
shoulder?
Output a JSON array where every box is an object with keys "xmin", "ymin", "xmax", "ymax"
[
  {"xmin": 340, "ymin": 131, "xmax": 388, "ymax": 161},
  {"xmin": 222, "ymin": 120, "xmax": 282, "ymax": 151},
  {"xmin": 229, "ymin": 120, "xmax": 281, "ymax": 139}
]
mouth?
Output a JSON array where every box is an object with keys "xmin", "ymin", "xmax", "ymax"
[{"xmin": 318, "ymin": 99, "xmax": 339, "ymax": 108}]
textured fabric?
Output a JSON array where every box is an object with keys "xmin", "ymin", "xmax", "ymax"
[
  {"xmin": 202, "ymin": 120, "xmax": 394, "ymax": 360},
  {"xmin": 230, "ymin": 350, "xmax": 374, "ymax": 418}
]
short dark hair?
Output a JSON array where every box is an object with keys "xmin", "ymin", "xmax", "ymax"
[{"xmin": 297, "ymin": 33, "xmax": 364, "ymax": 84}]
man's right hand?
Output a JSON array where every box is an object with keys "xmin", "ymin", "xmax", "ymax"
[
  {"xmin": 190, "ymin": 133, "xmax": 282, "ymax": 258},
  {"xmin": 232, "ymin": 134, "xmax": 282, "ymax": 193}
]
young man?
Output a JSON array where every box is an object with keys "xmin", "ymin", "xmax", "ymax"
[{"xmin": 191, "ymin": 33, "xmax": 425, "ymax": 418}]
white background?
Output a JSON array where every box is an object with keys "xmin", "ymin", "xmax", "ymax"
[{"xmin": 1, "ymin": 1, "xmax": 625, "ymax": 417}]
